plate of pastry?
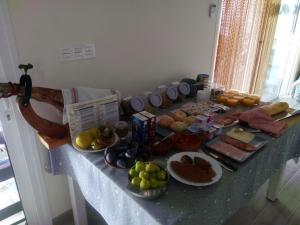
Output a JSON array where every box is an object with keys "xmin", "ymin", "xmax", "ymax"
[{"xmin": 167, "ymin": 152, "xmax": 222, "ymax": 186}]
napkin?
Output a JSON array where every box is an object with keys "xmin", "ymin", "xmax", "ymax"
[{"xmin": 238, "ymin": 108, "xmax": 288, "ymax": 137}]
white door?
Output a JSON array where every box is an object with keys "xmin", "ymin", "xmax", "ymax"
[{"xmin": 0, "ymin": 1, "xmax": 52, "ymax": 224}]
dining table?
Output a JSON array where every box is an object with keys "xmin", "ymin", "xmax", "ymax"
[{"xmin": 46, "ymin": 98, "xmax": 300, "ymax": 225}]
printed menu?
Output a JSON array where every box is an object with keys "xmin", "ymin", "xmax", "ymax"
[{"xmin": 66, "ymin": 94, "xmax": 119, "ymax": 140}]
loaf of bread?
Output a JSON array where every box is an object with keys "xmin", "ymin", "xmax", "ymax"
[
  {"xmin": 158, "ymin": 115, "xmax": 174, "ymax": 128},
  {"xmin": 261, "ymin": 102, "xmax": 289, "ymax": 116}
]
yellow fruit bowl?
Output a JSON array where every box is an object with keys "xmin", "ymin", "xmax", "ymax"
[
  {"xmin": 72, "ymin": 131, "xmax": 119, "ymax": 153},
  {"xmin": 127, "ymin": 161, "xmax": 169, "ymax": 199}
]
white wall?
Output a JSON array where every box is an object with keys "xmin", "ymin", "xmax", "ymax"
[{"xmin": 7, "ymin": 0, "xmax": 221, "ymax": 218}]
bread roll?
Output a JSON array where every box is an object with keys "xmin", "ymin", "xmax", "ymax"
[
  {"xmin": 170, "ymin": 121, "xmax": 187, "ymax": 132},
  {"xmin": 261, "ymin": 102, "xmax": 289, "ymax": 116},
  {"xmin": 158, "ymin": 115, "xmax": 175, "ymax": 128},
  {"xmin": 170, "ymin": 110, "xmax": 187, "ymax": 121},
  {"xmin": 183, "ymin": 116, "xmax": 196, "ymax": 126}
]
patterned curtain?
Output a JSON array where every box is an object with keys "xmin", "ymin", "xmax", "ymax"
[{"xmin": 213, "ymin": 0, "xmax": 281, "ymax": 93}]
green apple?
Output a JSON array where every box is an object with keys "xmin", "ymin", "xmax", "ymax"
[
  {"xmin": 135, "ymin": 161, "xmax": 145, "ymax": 172},
  {"xmin": 150, "ymin": 178, "xmax": 159, "ymax": 189},
  {"xmin": 156, "ymin": 170, "xmax": 167, "ymax": 181},
  {"xmin": 145, "ymin": 163, "xmax": 160, "ymax": 173},
  {"xmin": 129, "ymin": 168, "xmax": 138, "ymax": 177},
  {"xmin": 139, "ymin": 171, "xmax": 149, "ymax": 180},
  {"xmin": 131, "ymin": 177, "xmax": 141, "ymax": 187},
  {"xmin": 140, "ymin": 179, "xmax": 150, "ymax": 190},
  {"xmin": 149, "ymin": 172, "xmax": 157, "ymax": 179},
  {"xmin": 158, "ymin": 180, "xmax": 167, "ymax": 188}
]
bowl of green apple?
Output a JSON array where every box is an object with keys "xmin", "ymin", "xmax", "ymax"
[{"xmin": 127, "ymin": 161, "xmax": 169, "ymax": 199}]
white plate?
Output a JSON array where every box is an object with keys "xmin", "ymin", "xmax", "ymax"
[
  {"xmin": 72, "ymin": 133, "xmax": 119, "ymax": 153},
  {"xmin": 167, "ymin": 152, "xmax": 222, "ymax": 186}
]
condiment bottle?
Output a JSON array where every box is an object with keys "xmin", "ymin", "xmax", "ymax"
[{"xmin": 196, "ymin": 74, "xmax": 209, "ymax": 90}]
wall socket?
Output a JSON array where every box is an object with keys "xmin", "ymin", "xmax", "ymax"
[{"xmin": 60, "ymin": 43, "xmax": 96, "ymax": 61}]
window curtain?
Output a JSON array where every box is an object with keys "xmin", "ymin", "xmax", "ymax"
[
  {"xmin": 250, "ymin": 0, "xmax": 282, "ymax": 95},
  {"xmin": 213, "ymin": 0, "xmax": 281, "ymax": 94}
]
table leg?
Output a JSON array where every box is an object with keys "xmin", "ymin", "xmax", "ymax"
[
  {"xmin": 68, "ymin": 176, "xmax": 88, "ymax": 225},
  {"xmin": 266, "ymin": 164, "xmax": 286, "ymax": 201}
]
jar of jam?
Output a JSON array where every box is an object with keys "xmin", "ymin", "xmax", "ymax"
[
  {"xmin": 121, "ymin": 96, "xmax": 145, "ymax": 118},
  {"xmin": 130, "ymin": 96, "xmax": 145, "ymax": 112},
  {"xmin": 166, "ymin": 85, "xmax": 178, "ymax": 102},
  {"xmin": 142, "ymin": 91, "xmax": 155, "ymax": 113},
  {"xmin": 114, "ymin": 121, "xmax": 129, "ymax": 140},
  {"xmin": 178, "ymin": 81, "xmax": 191, "ymax": 97},
  {"xmin": 157, "ymin": 85, "xmax": 171, "ymax": 108},
  {"xmin": 149, "ymin": 91, "xmax": 162, "ymax": 108}
]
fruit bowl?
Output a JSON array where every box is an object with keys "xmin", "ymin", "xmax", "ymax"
[
  {"xmin": 104, "ymin": 141, "xmax": 151, "ymax": 169},
  {"xmin": 172, "ymin": 132, "xmax": 203, "ymax": 151},
  {"xmin": 127, "ymin": 161, "xmax": 169, "ymax": 199},
  {"xmin": 72, "ymin": 132, "xmax": 118, "ymax": 153}
]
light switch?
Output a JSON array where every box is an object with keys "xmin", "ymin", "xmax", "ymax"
[
  {"xmin": 209, "ymin": 4, "xmax": 217, "ymax": 18},
  {"xmin": 83, "ymin": 44, "xmax": 96, "ymax": 59},
  {"xmin": 73, "ymin": 46, "xmax": 84, "ymax": 59},
  {"xmin": 61, "ymin": 47, "xmax": 73, "ymax": 61},
  {"xmin": 60, "ymin": 43, "xmax": 96, "ymax": 61}
]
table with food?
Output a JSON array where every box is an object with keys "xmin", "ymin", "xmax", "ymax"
[{"xmin": 45, "ymin": 75, "xmax": 300, "ymax": 225}]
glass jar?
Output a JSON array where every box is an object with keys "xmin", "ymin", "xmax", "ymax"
[
  {"xmin": 157, "ymin": 85, "xmax": 171, "ymax": 108},
  {"xmin": 149, "ymin": 91, "xmax": 162, "ymax": 108}
]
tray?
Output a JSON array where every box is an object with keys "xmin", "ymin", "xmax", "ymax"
[{"xmin": 205, "ymin": 135, "xmax": 268, "ymax": 162}]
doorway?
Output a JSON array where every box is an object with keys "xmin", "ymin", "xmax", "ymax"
[
  {"xmin": 0, "ymin": 121, "xmax": 26, "ymax": 225},
  {"xmin": 262, "ymin": 0, "xmax": 300, "ymax": 100}
]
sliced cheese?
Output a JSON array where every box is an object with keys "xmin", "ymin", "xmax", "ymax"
[{"xmin": 226, "ymin": 128, "xmax": 254, "ymax": 143}]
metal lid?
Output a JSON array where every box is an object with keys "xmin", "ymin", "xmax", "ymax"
[
  {"xmin": 178, "ymin": 82, "xmax": 191, "ymax": 96},
  {"xmin": 130, "ymin": 96, "xmax": 145, "ymax": 112},
  {"xmin": 171, "ymin": 81, "xmax": 180, "ymax": 86},
  {"xmin": 149, "ymin": 91, "xmax": 162, "ymax": 107},
  {"xmin": 166, "ymin": 86, "xmax": 178, "ymax": 100}
]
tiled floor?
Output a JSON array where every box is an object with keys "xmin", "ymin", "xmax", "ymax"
[{"xmin": 225, "ymin": 157, "xmax": 300, "ymax": 225}]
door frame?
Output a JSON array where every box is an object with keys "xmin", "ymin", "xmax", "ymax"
[{"xmin": 0, "ymin": 1, "xmax": 52, "ymax": 224}]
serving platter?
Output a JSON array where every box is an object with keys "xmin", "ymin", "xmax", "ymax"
[
  {"xmin": 205, "ymin": 133, "xmax": 268, "ymax": 162},
  {"xmin": 167, "ymin": 152, "xmax": 222, "ymax": 187},
  {"xmin": 72, "ymin": 133, "xmax": 119, "ymax": 153}
]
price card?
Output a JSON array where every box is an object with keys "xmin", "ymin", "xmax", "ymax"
[{"xmin": 66, "ymin": 94, "xmax": 119, "ymax": 140}]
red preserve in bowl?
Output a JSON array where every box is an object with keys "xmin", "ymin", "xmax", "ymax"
[
  {"xmin": 151, "ymin": 139, "xmax": 173, "ymax": 156},
  {"xmin": 172, "ymin": 132, "xmax": 203, "ymax": 151}
]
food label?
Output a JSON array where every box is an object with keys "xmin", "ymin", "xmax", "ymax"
[
  {"xmin": 132, "ymin": 113, "xmax": 148, "ymax": 144},
  {"xmin": 66, "ymin": 94, "xmax": 119, "ymax": 140}
]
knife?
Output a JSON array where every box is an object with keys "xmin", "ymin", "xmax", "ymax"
[
  {"xmin": 202, "ymin": 149, "xmax": 238, "ymax": 172},
  {"xmin": 153, "ymin": 132, "xmax": 175, "ymax": 146},
  {"xmin": 276, "ymin": 109, "xmax": 300, "ymax": 121}
]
